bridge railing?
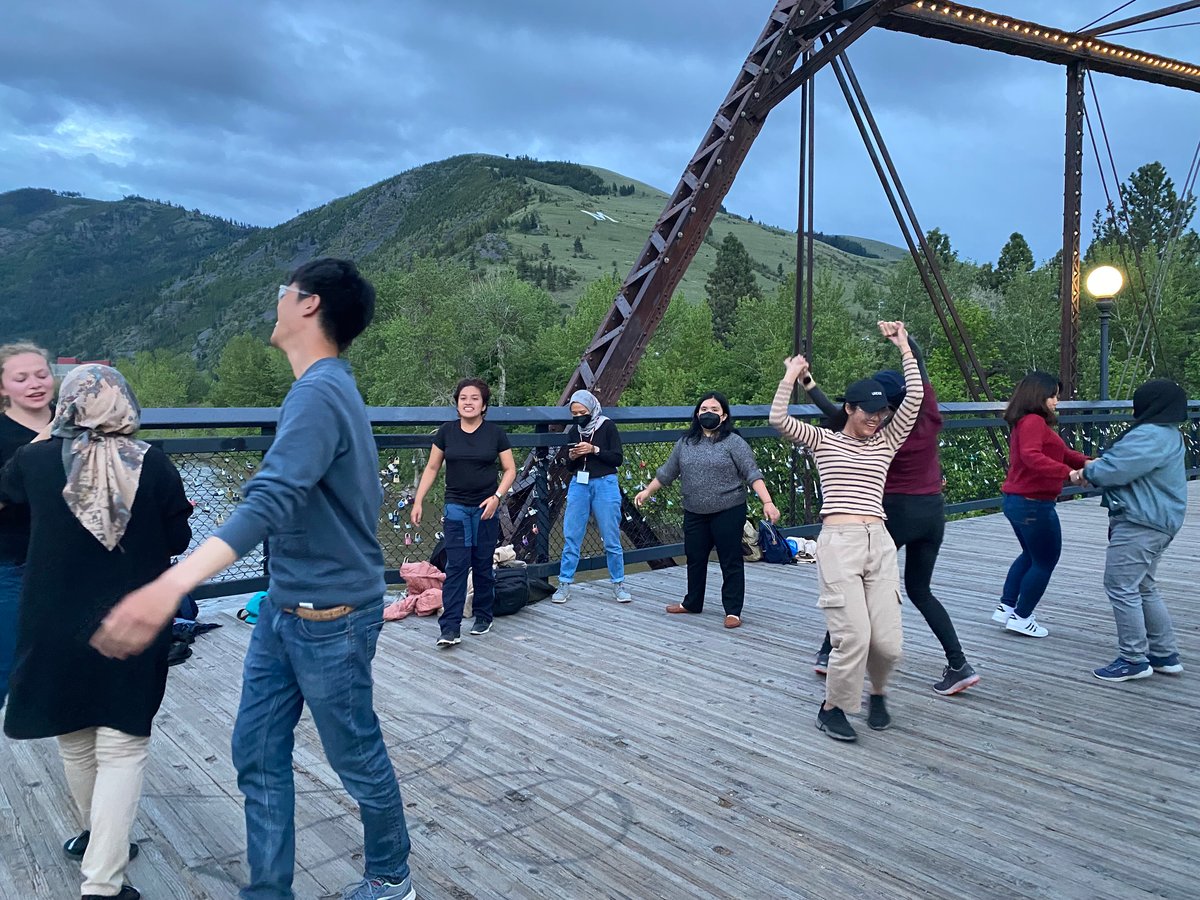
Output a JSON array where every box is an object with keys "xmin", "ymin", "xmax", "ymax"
[{"xmin": 140, "ymin": 401, "xmax": 1200, "ymax": 599}]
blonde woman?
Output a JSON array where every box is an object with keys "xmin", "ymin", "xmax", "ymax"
[
  {"xmin": 1, "ymin": 365, "xmax": 193, "ymax": 900},
  {"xmin": 0, "ymin": 341, "xmax": 55, "ymax": 711}
]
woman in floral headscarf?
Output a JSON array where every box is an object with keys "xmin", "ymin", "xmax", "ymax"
[{"xmin": 0, "ymin": 365, "xmax": 192, "ymax": 900}]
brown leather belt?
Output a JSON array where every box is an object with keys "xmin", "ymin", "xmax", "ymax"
[{"xmin": 282, "ymin": 605, "xmax": 355, "ymax": 621}]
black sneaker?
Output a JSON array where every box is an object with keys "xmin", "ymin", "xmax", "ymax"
[
  {"xmin": 867, "ymin": 695, "xmax": 892, "ymax": 731},
  {"xmin": 933, "ymin": 662, "xmax": 980, "ymax": 696},
  {"xmin": 816, "ymin": 704, "xmax": 857, "ymax": 742},
  {"xmin": 64, "ymin": 830, "xmax": 139, "ymax": 862},
  {"xmin": 83, "ymin": 887, "xmax": 140, "ymax": 900},
  {"xmin": 813, "ymin": 651, "xmax": 829, "ymax": 676},
  {"xmin": 469, "ymin": 619, "xmax": 493, "ymax": 636},
  {"xmin": 435, "ymin": 631, "xmax": 461, "ymax": 648}
]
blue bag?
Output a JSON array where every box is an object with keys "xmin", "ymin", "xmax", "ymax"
[{"xmin": 758, "ymin": 521, "xmax": 796, "ymax": 565}]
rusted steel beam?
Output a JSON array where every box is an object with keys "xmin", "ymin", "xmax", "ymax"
[
  {"xmin": 1080, "ymin": 0, "xmax": 1200, "ymax": 37},
  {"xmin": 1060, "ymin": 62, "xmax": 1085, "ymax": 398},
  {"xmin": 880, "ymin": 1, "xmax": 1200, "ymax": 93}
]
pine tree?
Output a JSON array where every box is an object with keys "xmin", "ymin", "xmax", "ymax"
[
  {"xmin": 573, "ymin": 236, "xmax": 584, "ymax": 255},
  {"xmin": 996, "ymin": 232, "xmax": 1035, "ymax": 286},
  {"xmin": 705, "ymin": 233, "xmax": 761, "ymax": 347}
]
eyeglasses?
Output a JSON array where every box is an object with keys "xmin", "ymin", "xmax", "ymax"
[{"xmin": 277, "ymin": 284, "xmax": 314, "ymax": 300}]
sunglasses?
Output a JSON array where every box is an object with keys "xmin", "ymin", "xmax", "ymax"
[{"xmin": 277, "ymin": 285, "xmax": 314, "ymax": 301}]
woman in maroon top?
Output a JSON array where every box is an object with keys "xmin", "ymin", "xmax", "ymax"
[{"xmin": 994, "ymin": 372, "xmax": 1089, "ymax": 637}]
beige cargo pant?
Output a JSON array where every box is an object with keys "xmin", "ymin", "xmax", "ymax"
[{"xmin": 815, "ymin": 522, "xmax": 904, "ymax": 713}]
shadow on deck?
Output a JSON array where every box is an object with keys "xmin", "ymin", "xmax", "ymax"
[{"xmin": 3, "ymin": 486, "xmax": 1199, "ymax": 899}]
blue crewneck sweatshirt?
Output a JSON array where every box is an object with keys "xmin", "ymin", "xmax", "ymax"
[{"xmin": 216, "ymin": 358, "xmax": 385, "ymax": 608}]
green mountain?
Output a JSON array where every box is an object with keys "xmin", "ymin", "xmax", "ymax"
[{"xmin": 0, "ymin": 155, "xmax": 903, "ymax": 361}]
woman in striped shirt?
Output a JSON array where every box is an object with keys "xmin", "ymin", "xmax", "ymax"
[{"xmin": 769, "ymin": 321, "xmax": 923, "ymax": 743}]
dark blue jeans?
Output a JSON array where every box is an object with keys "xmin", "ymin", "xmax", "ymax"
[
  {"xmin": 1001, "ymin": 494, "xmax": 1063, "ymax": 619},
  {"xmin": 231, "ymin": 597, "xmax": 410, "ymax": 900},
  {"xmin": 0, "ymin": 563, "xmax": 22, "ymax": 710},
  {"xmin": 440, "ymin": 503, "xmax": 499, "ymax": 636}
]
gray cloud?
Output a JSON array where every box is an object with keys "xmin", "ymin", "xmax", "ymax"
[{"xmin": 1, "ymin": 0, "xmax": 1197, "ymax": 263}]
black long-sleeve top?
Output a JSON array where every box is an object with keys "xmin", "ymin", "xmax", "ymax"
[{"xmin": 560, "ymin": 420, "xmax": 623, "ymax": 479}]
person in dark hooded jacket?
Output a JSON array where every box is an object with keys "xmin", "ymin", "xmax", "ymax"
[{"xmin": 1075, "ymin": 379, "xmax": 1189, "ymax": 682}]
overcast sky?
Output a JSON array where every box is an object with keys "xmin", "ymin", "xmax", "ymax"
[{"xmin": 2, "ymin": 1, "xmax": 1197, "ymax": 263}]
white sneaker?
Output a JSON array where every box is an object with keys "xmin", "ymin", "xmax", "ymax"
[
  {"xmin": 551, "ymin": 584, "xmax": 571, "ymax": 604},
  {"xmin": 991, "ymin": 603, "xmax": 1015, "ymax": 624},
  {"xmin": 1005, "ymin": 614, "xmax": 1048, "ymax": 638},
  {"xmin": 612, "ymin": 582, "xmax": 632, "ymax": 603}
]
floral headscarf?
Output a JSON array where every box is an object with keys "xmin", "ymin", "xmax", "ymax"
[{"xmin": 50, "ymin": 365, "xmax": 149, "ymax": 550}]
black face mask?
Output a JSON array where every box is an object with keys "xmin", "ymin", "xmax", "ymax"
[
  {"xmin": 697, "ymin": 412, "xmax": 722, "ymax": 431},
  {"xmin": 572, "ymin": 413, "xmax": 591, "ymax": 427}
]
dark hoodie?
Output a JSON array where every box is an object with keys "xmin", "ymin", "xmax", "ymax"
[{"xmin": 1083, "ymin": 380, "xmax": 1189, "ymax": 535}]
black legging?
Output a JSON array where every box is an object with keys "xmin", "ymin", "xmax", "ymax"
[{"xmin": 819, "ymin": 492, "xmax": 966, "ymax": 669}]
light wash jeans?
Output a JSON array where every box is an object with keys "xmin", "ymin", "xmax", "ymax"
[
  {"xmin": 557, "ymin": 474, "xmax": 625, "ymax": 584},
  {"xmin": 1104, "ymin": 518, "xmax": 1179, "ymax": 663},
  {"xmin": 231, "ymin": 597, "xmax": 410, "ymax": 899}
]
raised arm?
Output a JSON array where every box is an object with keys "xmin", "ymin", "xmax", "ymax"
[
  {"xmin": 878, "ymin": 322, "xmax": 925, "ymax": 450},
  {"xmin": 769, "ymin": 356, "xmax": 825, "ymax": 449}
]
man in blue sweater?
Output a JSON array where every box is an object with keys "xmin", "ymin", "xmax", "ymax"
[
  {"xmin": 1070, "ymin": 379, "xmax": 1189, "ymax": 683},
  {"xmin": 92, "ymin": 259, "xmax": 415, "ymax": 900}
]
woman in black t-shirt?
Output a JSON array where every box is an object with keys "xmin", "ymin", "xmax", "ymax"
[
  {"xmin": 0, "ymin": 342, "xmax": 55, "ymax": 711},
  {"xmin": 412, "ymin": 378, "xmax": 516, "ymax": 648}
]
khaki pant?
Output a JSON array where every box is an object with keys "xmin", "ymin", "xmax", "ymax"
[
  {"xmin": 57, "ymin": 727, "xmax": 150, "ymax": 897},
  {"xmin": 816, "ymin": 523, "xmax": 904, "ymax": 713}
]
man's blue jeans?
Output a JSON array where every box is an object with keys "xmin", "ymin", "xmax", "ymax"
[
  {"xmin": 558, "ymin": 474, "xmax": 625, "ymax": 584},
  {"xmin": 0, "ymin": 563, "xmax": 23, "ymax": 711},
  {"xmin": 1001, "ymin": 494, "xmax": 1062, "ymax": 619},
  {"xmin": 231, "ymin": 597, "xmax": 411, "ymax": 900}
]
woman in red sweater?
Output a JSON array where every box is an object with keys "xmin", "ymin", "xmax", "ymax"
[{"xmin": 994, "ymin": 372, "xmax": 1088, "ymax": 637}]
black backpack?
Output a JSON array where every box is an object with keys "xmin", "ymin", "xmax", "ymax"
[
  {"xmin": 758, "ymin": 520, "xmax": 796, "ymax": 565},
  {"xmin": 493, "ymin": 565, "xmax": 531, "ymax": 616}
]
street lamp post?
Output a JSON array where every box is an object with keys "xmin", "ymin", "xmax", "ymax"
[{"xmin": 1085, "ymin": 265, "xmax": 1124, "ymax": 401}]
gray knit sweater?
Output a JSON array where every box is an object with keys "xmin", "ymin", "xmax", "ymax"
[{"xmin": 655, "ymin": 433, "xmax": 764, "ymax": 514}]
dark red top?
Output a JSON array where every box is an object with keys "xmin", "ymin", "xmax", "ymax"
[
  {"xmin": 885, "ymin": 382, "xmax": 944, "ymax": 495},
  {"xmin": 1001, "ymin": 414, "xmax": 1089, "ymax": 501}
]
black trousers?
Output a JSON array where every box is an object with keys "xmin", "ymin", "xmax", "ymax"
[
  {"xmin": 682, "ymin": 502, "xmax": 746, "ymax": 617},
  {"xmin": 820, "ymin": 493, "xmax": 966, "ymax": 668}
]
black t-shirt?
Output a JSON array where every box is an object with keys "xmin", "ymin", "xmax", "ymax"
[
  {"xmin": 434, "ymin": 420, "xmax": 512, "ymax": 506},
  {"xmin": 561, "ymin": 420, "xmax": 624, "ymax": 479},
  {"xmin": 0, "ymin": 414, "xmax": 38, "ymax": 565}
]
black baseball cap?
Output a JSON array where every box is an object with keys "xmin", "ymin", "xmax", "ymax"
[{"xmin": 839, "ymin": 378, "xmax": 890, "ymax": 414}]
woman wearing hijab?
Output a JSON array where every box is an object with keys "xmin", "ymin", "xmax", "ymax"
[
  {"xmin": 1074, "ymin": 380, "xmax": 1189, "ymax": 682},
  {"xmin": 0, "ymin": 365, "xmax": 193, "ymax": 900},
  {"xmin": 552, "ymin": 389, "xmax": 630, "ymax": 603},
  {"xmin": 635, "ymin": 391, "xmax": 779, "ymax": 629}
]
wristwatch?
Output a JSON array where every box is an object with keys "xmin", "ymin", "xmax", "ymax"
[{"xmin": 494, "ymin": 492, "xmax": 503, "ymax": 501}]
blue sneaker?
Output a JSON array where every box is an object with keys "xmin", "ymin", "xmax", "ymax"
[
  {"xmin": 341, "ymin": 875, "xmax": 416, "ymax": 900},
  {"xmin": 1093, "ymin": 658, "xmax": 1152, "ymax": 682},
  {"xmin": 1148, "ymin": 653, "xmax": 1184, "ymax": 674}
]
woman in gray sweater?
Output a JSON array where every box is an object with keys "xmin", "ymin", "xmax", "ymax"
[{"xmin": 635, "ymin": 392, "xmax": 778, "ymax": 629}]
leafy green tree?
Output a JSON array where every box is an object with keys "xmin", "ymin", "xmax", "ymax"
[
  {"xmin": 116, "ymin": 349, "xmax": 207, "ymax": 407},
  {"xmin": 705, "ymin": 233, "xmax": 761, "ymax": 346},
  {"xmin": 996, "ymin": 232, "xmax": 1035, "ymax": 286},
  {"xmin": 625, "ymin": 292, "xmax": 723, "ymax": 406},
  {"xmin": 208, "ymin": 334, "xmax": 293, "ymax": 407},
  {"xmin": 465, "ymin": 272, "xmax": 557, "ymax": 405}
]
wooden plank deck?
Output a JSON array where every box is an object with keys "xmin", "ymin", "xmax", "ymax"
[{"xmin": 3, "ymin": 485, "xmax": 1199, "ymax": 899}]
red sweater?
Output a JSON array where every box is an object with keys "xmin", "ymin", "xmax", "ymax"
[
  {"xmin": 885, "ymin": 382, "xmax": 943, "ymax": 495},
  {"xmin": 1002, "ymin": 414, "xmax": 1089, "ymax": 501}
]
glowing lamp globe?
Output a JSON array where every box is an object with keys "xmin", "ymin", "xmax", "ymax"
[{"xmin": 1086, "ymin": 265, "xmax": 1123, "ymax": 300}]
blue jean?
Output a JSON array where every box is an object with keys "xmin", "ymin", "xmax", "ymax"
[
  {"xmin": 558, "ymin": 474, "xmax": 625, "ymax": 584},
  {"xmin": 440, "ymin": 503, "xmax": 499, "ymax": 635},
  {"xmin": 1001, "ymin": 494, "xmax": 1062, "ymax": 619},
  {"xmin": 231, "ymin": 597, "xmax": 410, "ymax": 900},
  {"xmin": 0, "ymin": 563, "xmax": 22, "ymax": 711},
  {"xmin": 1104, "ymin": 519, "xmax": 1179, "ymax": 663}
]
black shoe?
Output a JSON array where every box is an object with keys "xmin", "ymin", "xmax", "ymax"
[
  {"xmin": 469, "ymin": 619, "xmax": 493, "ymax": 636},
  {"xmin": 816, "ymin": 704, "xmax": 857, "ymax": 742},
  {"xmin": 435, "ymin": 631, "xmax": 461, "ymax": 648},
  {"xmin": 83, "ymin": 887, "xmax": 140, "ymax": 900},
  {"xmin": 813, "ymin": 650, "xmax": 829, "ymax": 676},
  {"xmin": 64, "ymin": 830, "xmax": 140, "ymax": 862},
  {"xmin": 933, "ymin": 662, "xmax": 980, "ymax": 696},
  {"xmin": 867, "ymin": 695, "xmax": 892, "ymax": 731}
]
